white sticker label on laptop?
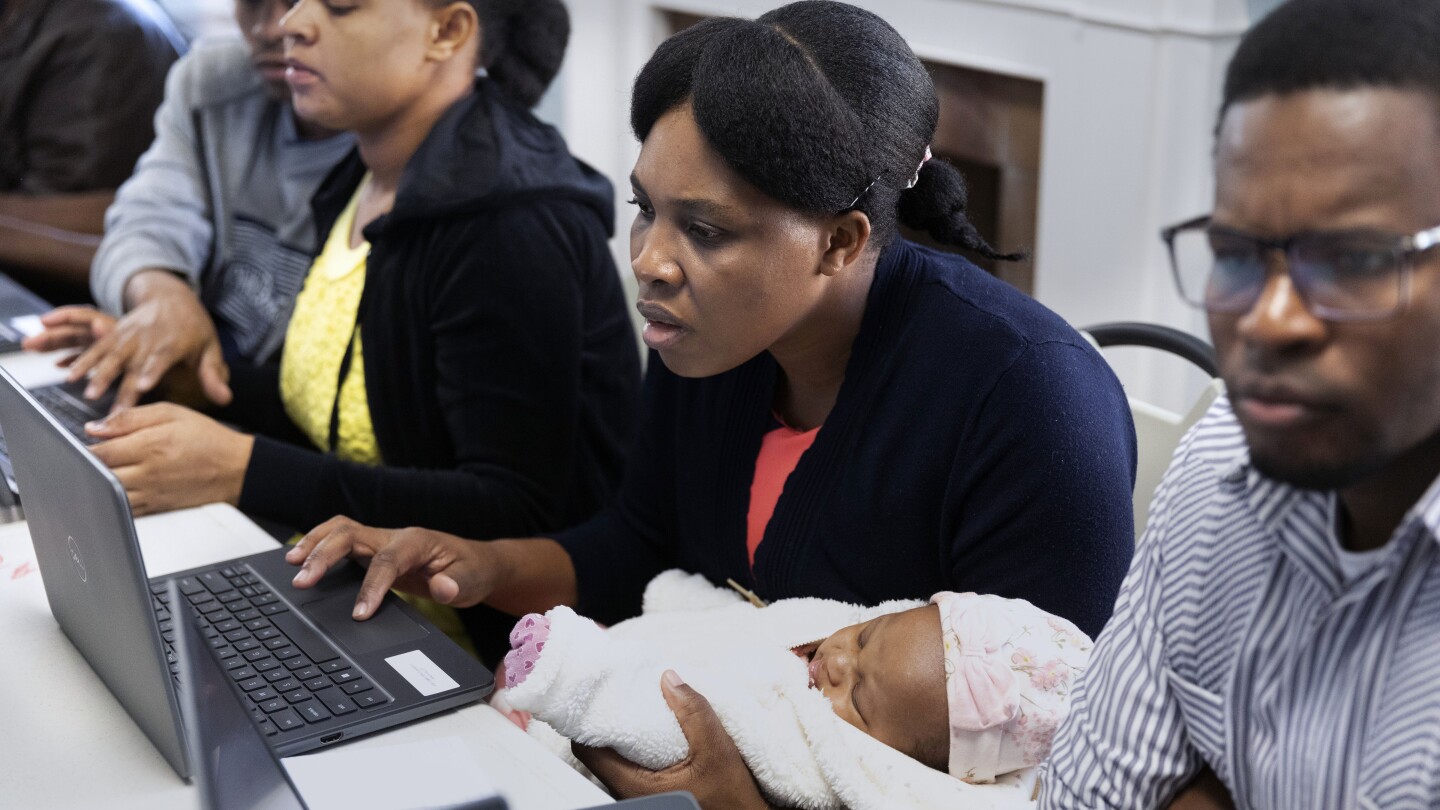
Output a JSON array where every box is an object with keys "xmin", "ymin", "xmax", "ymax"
[
  {"xmin": 385, "ymin": 650, "xmax": 460, "ymax": 696},
  {"xmin": 9, "ymin": 315, "xmax": 43, "ymax": 338}
]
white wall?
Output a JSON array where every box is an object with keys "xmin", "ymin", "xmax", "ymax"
[{"xmin": 547, "ymin": 0, "xmax": 1250, "ymax": 411}]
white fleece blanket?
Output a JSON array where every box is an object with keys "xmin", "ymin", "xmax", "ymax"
[{"xmin": 503, "ymin": 571, "xmax": 1038, "ymax": 810}]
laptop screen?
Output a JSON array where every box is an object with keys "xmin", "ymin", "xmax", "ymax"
[{"xmin": 173, "ymin": 579, "xmax": 308, "ymax": 810}]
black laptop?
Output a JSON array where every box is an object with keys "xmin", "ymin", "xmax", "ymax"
[
  {"xmin": 0, "ymin": 270, "xmax": 52, "ymax": 353},
  {"xmin": 0, "ymin": 365, "xmax": 493, "ymax": 780}
]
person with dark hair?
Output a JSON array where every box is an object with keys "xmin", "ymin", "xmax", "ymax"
[
  {"xmin": 25, "ymin": 0, "xmax": 353, "ymax": 412},
  {"xmin": 0, "ymin": 0, "xmax": 183, "ymax": 303},
  {"xmin": 78, "ymin": 0, "xmax": 640, "ymax": 657},
  {"xmin": 1043, "ymin": 1, "xmax": 1440, "ymax": 808},
  {"xmin": 282, "ymin": 2, "xmax": 1136, "ymax": 803}
]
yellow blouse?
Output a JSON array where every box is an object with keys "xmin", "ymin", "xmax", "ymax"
[
  {"xmin": 278, "ymin": 178, "xmax": 476, "ymax": 660},
  {"xmin": 280, "ymin": 180, "xmax": 378, "ymax": 465}
]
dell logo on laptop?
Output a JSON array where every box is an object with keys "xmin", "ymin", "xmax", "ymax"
[{"xmin": 67, "ymin": 536, "xmax": 87, "ymax": 583}]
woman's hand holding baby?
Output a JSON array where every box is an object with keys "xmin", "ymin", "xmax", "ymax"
[
  {"xmin": 286, "ymin": 517, "xmax": 580, "ymax": 620},
  {"xmin": 574, "ymin": 671, "xmax": 775, "ymax": 810}
]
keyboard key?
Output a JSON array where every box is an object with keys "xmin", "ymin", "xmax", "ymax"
[
  {"xmin": 283, "ymin": 689, "xmax": 308, "ymax": 704},
  {"xmin": 199, "ymin": 571, "xmax": 234, "ymax": 594},
  {"xmin": 214, "ymin": 620, "xmax": 241, "ymax": 633},
  {"xmin": 314, "ymin": 687, "xmax": 357, "ymax": 716},
  {"xmin": 264, "ymin": 668, "xmax": 291, "ymax": 683},
  {"xmin": 208, "ymin": 636, "xmax": 229, "ymax": 650},
  {"xmin": 230, "ymin": 667, "xmax": 257, "ymax": 682},
  {"xmin": 187, "ymin": 590, "xmax": 216, "ymax": 605},
  {"xmin": 235, "ymin": 609, "xmax": 261, "ymax": 622},
  {"xmin": 272, "ymin": 709, "xmax": 304, "ymax": 731},
  {"xmin": 239, "ymin": 586, "xmax": 258, "ymax": 598},
  {"xmin": 320, "ymin": 661, "xmax": 349, "ymax": 674},
  {"xmin": 251, "ymin": 688, "xmax": 278, "ymax": 702},
  {"xmin": 251, "ymin": 593, "xmax": 278, "ymax": 607},
  {"xmin": 244, "ymin": 649, "xmax": 271, "ymax": 662},
  {"xmin": 259, "ymin": 698, "xmax": 287, "ymax": 714},
  {"xmin": 221, "ymin": 567, "xmax": 237, "ymax": 577},
  {"xmin": 264, "ymin": 638, "xmax": 290, "ymax": 651},
  {"xmin": 254, "ymin": 628, "xmax": 280, "ymax": 641},
  {"xmin": 274, "ymin": 679, "xmax": 300, "ymax": 693},
  {"xmin": 340, "ymin": 680, "xmax": 372, "ymax": 695},
  {"xmin": 254, "ymin": 659, "xmax": 282, "ymax": 673},
  {"xmin": 239, "ymin": 677, "xmax": 266, "ymax": 692},
  {"xmin": 260, "ymin": 604, "xmax": 289, "ymax": 616},
  {"xmin": 218, "ymin": 591, "xmax": 244, "ymax": 604},
  {"xmin": 234, "ymin": 639, "xmax": 260, "ymax": 652},
  {"xmin": 244, "ymin": 618, "xmax": 271, "ymax": 632},
  {"xmin": 330, "ymin": 670, "xmax": 359, "ymax": 684},
  {"xmin": 294, "ymin": 701, "xmax": 332, "ymax": 724},
  {"xmin": 176, "ymin": 576, "xmax": 205, "ymax": 595},
  {"xmin": 258, "ymin": 721, "xmax": 278, "ymax": 737},
  {"xmin": 275, "ymin": 648, "xmax": 301, "ymax": 661},
  {"xmin": 224, "ymin": 657, "xmax": 247, "ymax": 670},
  {"xmin": 224, "ymin": 630, "xmax": 250, "ymax": 642},
  {"xmin": 217, "ymin": 647, "xmax": 238, "ymax": 660},
  {"xmin": 198, "ymin": 602, "xmax": 225, "ymax": 615},
  {"xmin": 284, "ymin": 658, "xmax": 314, "ymax": 672},
  {"xmin": 270, "ymin": 613, "xmax": 340, "ymax": 663},
  {"xmin": 355, "ymin": 692, "xmax": 388, "ymax": 709},
  {"xmin": 295, "ymin": 667, "xmax": 321, "ymax": 681},
  {"xmin": 304, "ymin": 676, "xmax": 329, "ymax": 691}
]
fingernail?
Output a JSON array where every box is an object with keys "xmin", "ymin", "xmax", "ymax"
[
  {"xmin": 662, "ymin": 670, "xmax": 684, "ymax": 689},
  {"xmin": 84, "ymin": 420, "xmax": 104, "ymax": 433},
  {"xmin": 353, "ymin": 600, "xmax": 368, "ymax": 619}
]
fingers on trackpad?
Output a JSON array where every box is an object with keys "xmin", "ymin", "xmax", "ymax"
[{"xmin": 302, "ymin": 592, "xmax": 429, "ymax": 655}]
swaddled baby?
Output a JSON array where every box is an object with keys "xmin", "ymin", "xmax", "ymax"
[{"xmin": 499, "ymin": 571, "xmax": 1091, "ymax": 810}]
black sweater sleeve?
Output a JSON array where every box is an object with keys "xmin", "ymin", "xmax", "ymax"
[
  {"xmin": 237, "ymin": 201, "xmax": 625, "ymax": 537},
  {"xmin": 941, "ymin": 340, "xmax": 1138, "ymax": 639},
  {"xmin": 552, "ymin": 359, "xmax": 679, "ymax": 624}
]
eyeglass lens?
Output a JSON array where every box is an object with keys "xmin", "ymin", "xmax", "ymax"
[{"xmin": 1169, "ymin": 228, "xmax": 1405, "ymax": 320}]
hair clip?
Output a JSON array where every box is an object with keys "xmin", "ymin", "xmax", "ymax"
[
  {"xmin": 904, "ymin": 145, "xmax": 933, "ymax": 190},
  {"xmin": 847, "ymin": 176, "xmax": 879, "ymax": 210}
]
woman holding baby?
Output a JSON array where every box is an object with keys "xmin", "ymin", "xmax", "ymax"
[{"xmin": 287, "ymin": 1, "xmax": 1137, "ymax": 806}]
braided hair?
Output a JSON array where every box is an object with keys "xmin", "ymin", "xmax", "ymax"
[{"xmin": 631, "ymin": 0, "xmax": 1019, "ymax": 261}]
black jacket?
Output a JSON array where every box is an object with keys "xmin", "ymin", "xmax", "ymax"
[
  {"xmin": 228, "ymin": 80, "xmax": 641, "ymax": 541},
  {"xmin": 557, "ymin": 240, "xmax": 1136, "ymax": 638}
]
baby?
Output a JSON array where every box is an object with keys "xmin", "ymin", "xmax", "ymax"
[{"xmin": 499, "ymin": 571, "xmax": 1091, "ymax": 810}]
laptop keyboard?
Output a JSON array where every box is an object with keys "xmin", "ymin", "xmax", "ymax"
[
  {"xmin": 152, "ymin": 564, "xmax": 392, "ymax": 738},
  {"xmin": 30, "ymin": 382, "xmax": 109, "ymax": 443}
]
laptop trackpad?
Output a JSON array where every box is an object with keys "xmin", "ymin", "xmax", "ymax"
[{"xmin": 302, "ymin": 592, "xmax": 429, "ymax": 655}]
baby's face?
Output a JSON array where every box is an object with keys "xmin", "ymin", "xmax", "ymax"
[{"xmin": 796, "ymin": 605, "xmax": 947, "ymax": 762}]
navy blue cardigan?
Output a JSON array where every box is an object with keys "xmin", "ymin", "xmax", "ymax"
[{"xmin": 555, "ymin": 240, "xmax": 1137, "ymax": 639}]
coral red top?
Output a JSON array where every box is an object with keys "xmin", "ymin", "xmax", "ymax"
[{"xmin": 746, "ymin": 419, "xmax": 821, "ymax": 566}]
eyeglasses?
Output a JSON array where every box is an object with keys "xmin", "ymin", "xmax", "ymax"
[{"xmin": 1161, "ymin": 215, "xmax": 1440, "ymax": 322}]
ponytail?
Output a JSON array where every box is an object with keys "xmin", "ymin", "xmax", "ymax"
[
  {"xmin": 898, "ymin": 160, "xmax": 1025, "ymax": 262},
  {"xmin": 466, "ymin": 0, "xmax": 570, "ymax": 109}
]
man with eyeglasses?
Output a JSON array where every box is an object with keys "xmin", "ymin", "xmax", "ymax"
[{"xmin": 1042, "ymin": 1, "xmax": 1440, "ymax": 808}]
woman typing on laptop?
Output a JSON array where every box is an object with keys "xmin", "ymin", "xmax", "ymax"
[
  {"xmin": 74, "ymin": 0, "xmax": 640, "ymax": 659},
  {"xmin": 283, "ymin": 3, "xmax": 1138, "ymax": 806}
]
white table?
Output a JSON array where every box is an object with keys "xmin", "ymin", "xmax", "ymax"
[{"xmin": 0, "ymin": 502, "xmax": 611, "ymax": 810}]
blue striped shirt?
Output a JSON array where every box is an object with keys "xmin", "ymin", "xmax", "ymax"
[{"xmin": 1042, "ymin": 396, "xmax": 1440, "ymax": 810}]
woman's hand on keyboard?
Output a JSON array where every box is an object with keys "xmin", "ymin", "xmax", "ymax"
[
  {"xmin": 86, "ymin": 402, "xmax": 255, "ymax": 515},
  {"xmin": 286, "ymin": 516, "xmax": 500, "ymax": 619}
]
